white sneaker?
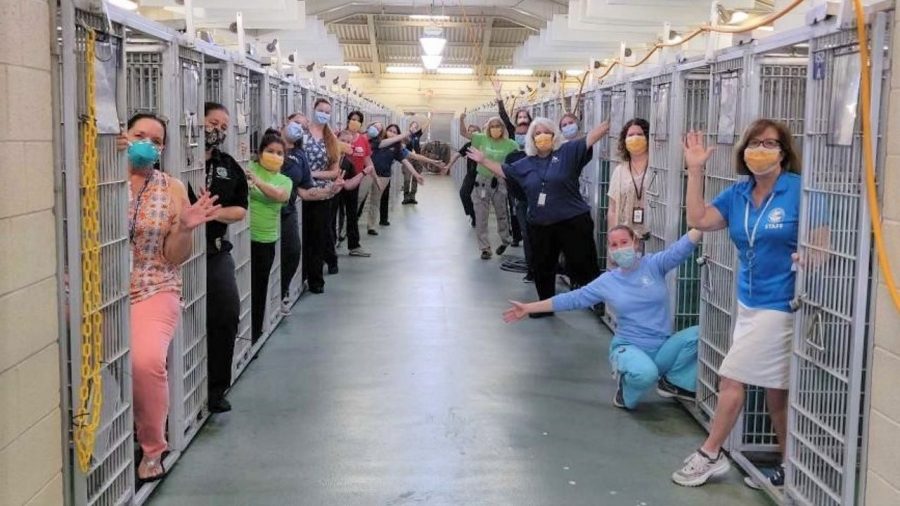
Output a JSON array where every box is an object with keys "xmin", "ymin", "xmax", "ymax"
[
  {"xmin": 348, "ymin": 248, "xmax": 371, "ymax": 257},
  {"xmin": 672, "ymin": 449, "xmax": 731, "ymax": 487}
]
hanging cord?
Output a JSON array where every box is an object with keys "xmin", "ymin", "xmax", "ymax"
[
  {"xmin": 595, "ymin": 0, "xmax": 806, "ymax": 80},
  {"xmin": 74, "ymin": 28, "xmax": 105, "ymax": 473},
  {"xmin": 852, "ymin": 0, "xmax": 900, "ymax": 312}
]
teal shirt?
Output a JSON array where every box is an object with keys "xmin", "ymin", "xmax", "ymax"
[
  {"xmin": 248, "ymin": 161, "xmax": 292, "ymax": 243},
  {"xmin": 471, "ymin": 132, "xmax": 519, "ymax": 178}
]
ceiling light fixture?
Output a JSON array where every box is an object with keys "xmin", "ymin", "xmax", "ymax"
[
  {"xmin": 565, "ymin": 69, "xmax": 586, "ymax": 77},
  {"xmin": 436, "ymin": 67, "xmax": 474, "ymax": 75},
  {"xmin": 324, "ymin": 65, "xmax": 361, "ymax": 72},
  {"xmin": 385, "ymin": 66, "xmax": 424, "ymax": 74},
  {"xmin": 420, "ymin": 26, "xmax": 447, "ymax": 56},
  {"xmin": 107, "ymin": 0, "xmax": 138, "ymax": 10},
  {"xmin": 497, "ymin": 68, "xmax": 534, "ymax": 76},
  {"xmin": 729, "ymin": 11, "xmax": 750, "ymax": 24},
  {"xmin": 421, "ymin": 55, "xmax": 443, "ymax": 70}
]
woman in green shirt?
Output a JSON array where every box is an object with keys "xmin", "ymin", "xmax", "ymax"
[
  {"xmin": 247, "ymin": 132, "xmax": 293, "ymax": 343},
  {"xmin": 459, "ymin": 113, "xmax": 519, "ymax": 259}
]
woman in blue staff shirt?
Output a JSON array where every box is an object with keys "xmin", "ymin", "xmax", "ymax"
[
  {"xmin": 504, "ymin": 225, "xmax": 702, "ymax": 410},
  {"xmin": 671, "ymin": 119, "xmax": 804, "ymax": 490},
  {"xmin": 467, "ymin": 117, "xmax": 610, "ymax": 311}
]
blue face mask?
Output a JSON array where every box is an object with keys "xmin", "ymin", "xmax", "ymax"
[
  {"xmin": 314, "ymin": 111, "xmax": 331, "ymax": 124},
  {"xmin": 367, "ymin": 126, "xmax": 380, "ymax": 138},
  {"xmin": 610, "ymin": 247, "xmax": 637, "ymax": 269},
  {"xmin": 515, "ymin": 134, "xmax": 526, "ymax": 148},
  {"xmin": 128, "ymin": 139, "xmax": 160, "ymax": 168},
  {"xmin": 285, "ymin": 122, "xmax": 304, "ymax": 142},
  {"xmin": 561, "ymin": 123, "xmax": 578, "ymax": 139}
]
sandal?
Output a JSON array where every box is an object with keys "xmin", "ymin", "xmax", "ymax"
[{"xmin": 137, "ymin": 455, "xmax": 168, "ymax": 483}]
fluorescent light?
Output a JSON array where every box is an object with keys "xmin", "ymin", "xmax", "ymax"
[
  {"xmin": 385, "ymin": 66, "xmax": 424, "ymax": 74},
  {"xmin": 436, "ymin": 67, "xmax": 474, "ymax": 75},
  {"xmin": 410, "ymin": 15, "xmax": 451, "ymax": 21},
  {"xmin": 565, "ymin": 69, "xmax": 586, "ymax": 77},
  {"xmin": 420, "ymin": 36, "xmax": 447, "ymax": 56},
  {"xmin": 496, "ymin": 68, "xmax": 534, "ymax": 76},
  {"xmin": 324, "ymin": 65, "xmax": 361, "ymax": 72},
  {"xmin": 729, "ymin": 11, "xmax": 749, "ymax": 24},
  {"xmin": 108, "ymin": 0, "xmax": 138, "ymax": 10},
  {"xmin": 421, "ymin": 55, "xmax": 443, "ymax": 69},
  {"xmin": 757, "ymin": 25, "xmax": 775, "ymax": 31}
]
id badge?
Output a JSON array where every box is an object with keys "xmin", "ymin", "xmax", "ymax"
[
  {"xmin": 128, "ymin": 249, "xmax": 134, "ymax": 273},
  {"xmin": 480, "ymin": 188, "xmax": 487, "ymax": 199},
  {"xmin": 632, "ymin": 207, "xmax": 645, "ymax": 224},
  {"xmin": 537, "ymin": 192, "xmax": 547, "ymax": 207}
]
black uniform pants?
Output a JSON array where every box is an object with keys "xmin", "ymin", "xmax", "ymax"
[
  {"xmin": 380, "ymin": 181, "xmax": 391, "ymax": 224},
  {"xmin": 325, "ymin": 198, "xmax": 338, "ymax": 268},
  {"xmin": 302, "ymin": 199, "xmax": 331, "ymax": 290},
  {"xmin": 516, "ymin": 200, "xmax": 532, "ymax": 273},
  {"xmin": 459, "ymin": 168, "xmax": 476, "ymax": 219},
  {"xmin": 206, "ymin": 246, "xmax": 239, "ymax": 400},
  {"xmin": 280, "ymin": 210, "xmax": 301, "ymax": 299},
  {"xmin": 250, "ymin": 241, "xmax": 276, "ymax": 344},
  {"xmin": 528, "ymin": 213, "xmax": 599, "ymax": 301},
  {"xmin": 508, "ymin": 196, "xmax": 523, "ymax": 243},
  {"xmin": 340, "ymin": 187, "xmax": 361, "ymax": 249}
]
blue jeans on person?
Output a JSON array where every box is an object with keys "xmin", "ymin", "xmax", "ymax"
[{"xmin": 608, "ymin": 326, "xmax": 698, "ymax": 409}]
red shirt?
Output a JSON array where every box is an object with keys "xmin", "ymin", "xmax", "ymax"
[{"xmin": 348, "ymin": 134, "xmax": 372, "ymax": 175}]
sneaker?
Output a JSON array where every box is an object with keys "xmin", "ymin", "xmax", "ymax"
[
  {"xmin": 411, "ymin": 199, "xmax": 418, "ymax": 204},
  {"xmin": 328, "ymin": 264, "xmax": 339, "ymax": 275},
  {"xmin": 208, "ymin": 396, "xmax": 232, "ymax": 414},
  {"xmin": 672, "ymin": 449, "xmax": 732, "ymax": 487},
  {"xmin": 368, "ymin": 229, "xmax": 379, "ymax": 236},
  {"xmin": 744, "ymin": 464, "xmax": 785, "ymax": 490},
  {"xmin": 402, "ymin": 199, "xmax": 414, "ymax": 205},
  {"xmin": 379, "ymin": 221, "xmax": 390, "ymax": 226},
  {"xmin": 348, "ymin": 248, "xmax": 371, "ymax": 257},
  {"xmin": 280, "ymin": 297, "xmax": 292, "ymax": 316},
  {"xmin": 511, "ymin": 240, "xmax": 520, "ymax": 247},
  {"xmin": 657, "ymin": 377, "xmax": 696, "ymax": 401},
  {"xmin": 481, "ymin": 250, "xmax": 492, "ymax": 260},
  {"xmin": 309, "ymin": 286, "xmax": 324, "ymax": 294},
  {"xmin": 612, "ymin": 375, "xmax": 629, "ymax": 409},
  {"xmin": 496, "ymin": 244, "xmax": 508, "ymax": 256},
  {"xmin": 522, "ymin": 273, "xmax": 534, "ymax": 283}
]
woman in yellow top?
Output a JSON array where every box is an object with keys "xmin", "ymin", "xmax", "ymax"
[
  {"xmin": 247, "ymin": 132, "xmax": 293, "ymax": 343},
  {"xmin": 459, "ymin": 112, "xmax": 520, "ymax": 259}
]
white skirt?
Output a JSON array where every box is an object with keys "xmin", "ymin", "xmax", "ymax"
[{"xmin": 718, "ymin": 303, "xmax": 794, "ymax": 390}]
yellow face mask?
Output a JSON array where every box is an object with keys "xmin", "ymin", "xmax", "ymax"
[
  {"xmin": 743, "ymin": 147, "xmax": 781, "ymax": 175},
  {"xmin": 348, "ymin": 119, "xmax": 362, "ymax": 133},
  {"xmin": 489, "ymin": 127, "xmax": 503, "ymax": 139},
  {"xmin": 625, "ymin": 135, "xmax": 648, "ymax": 155},
  {"xmin": 260, "ymin": 151, "xmax": 284, "ymax": 172},
  {"xmin": 534, "ymin": 133, "xmax": 554, "ymax": 152}
]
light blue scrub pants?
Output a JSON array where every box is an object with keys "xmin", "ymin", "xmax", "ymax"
[{"xmin": 609, "ymin": 326, "xmax": 698, "ymax": 409}]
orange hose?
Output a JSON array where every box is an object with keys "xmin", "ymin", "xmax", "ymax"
[{"xmin": 853, "ymin": 0, "xmax": 900, "ymax": 312}]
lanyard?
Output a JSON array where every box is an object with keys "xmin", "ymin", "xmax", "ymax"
[
  {"xmin": 129, "ymin": 172, "xmax": 152, "ymax": 244},
  {"xmin": 743, "ymin": 192, "xmax": 776, "ymax": 254},
  {"xmin": 629, "ymin": 161, "xmax": 647, "ymax": 201}
]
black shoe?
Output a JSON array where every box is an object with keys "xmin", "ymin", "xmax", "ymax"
[
  {"xmin": 368, "ymin": 229, "xmax": 379, "ymax": 236},
  {"xmin": 470, "ymin": 217, "xmax": 476, "ymax": 228},
  {"xmin": 379, "ymin": 221, "xmax": 390, "ymax": 226},
  {"xmin": 496, "ymin": 244, "xmax": 508, "ymax": 256},
  {"xmin": 209, "ymin": 396, "xmax": 232, "ymax": 413},
  {"xmin": 411, "ymin": 199, "xmax": 418, "ymax": 204},
  {"xmin": 309, "ymin": 286, "xmax": 324, "ymax": 294},
  {"xmin": 657, "ymin": 377, "xmax": 696, "ymax": 401},
  {"xmin": 523, "ymin": 273, "xmax": 534, "ymax": 283},
  {"xmin": 480, "ymin": 250, "xmax": 492, "ymax": 260},
  {"xmin": 744, "ymin": 464, "xmax": 785, "ymax": 489},
  {"xmin": 511, "ymin": 240, "xmax": 520, "ymax": 247},
  {"xmin": 402, "ymin": 199, "xmax": 414, "ymax": 205},
  {"xmin": 328, "ymin": 264, "xmax": 339, "ymax": 275},
  {"xmin": 528, "ymin": 311, "xmax": 554, "ymax": 319}
]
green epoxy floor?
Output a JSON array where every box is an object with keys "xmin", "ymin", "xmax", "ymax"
[{"xmin": 149, "ymin": 176, "xmax": 771, "ymax": 506}]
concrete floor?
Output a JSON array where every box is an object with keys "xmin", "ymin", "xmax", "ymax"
[{"xmin": 149, "ymin": 176, "xmax": 771, "ymax": 506}]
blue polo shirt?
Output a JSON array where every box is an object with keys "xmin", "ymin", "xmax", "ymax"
[
  {"xmin": 711, "ymin": 172, "xmax": 801, "ymax": 312},
  {"xmin": 503, "ymin": 139, "xmax": 593, "ymax": 225},
  {"xmin": 371, "ymin": 144, "xmax": 409, "ymax": 178},
  {"xmin": 281, "ymin": 146, "xmax": 314, "ymax": 216}
]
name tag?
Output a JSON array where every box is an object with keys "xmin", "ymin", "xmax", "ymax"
[
  {"xmin": 537, "ymin": 192, "xmax": 547, "ymax": 207},
  {"xmin": 632, "ymin": 207, "xmax": 644, "ymax": 224}
]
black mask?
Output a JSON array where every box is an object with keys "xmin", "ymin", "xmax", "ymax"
[{"xmin": 205, "ymin": 128, "xmax": 226, "ymax": 150}]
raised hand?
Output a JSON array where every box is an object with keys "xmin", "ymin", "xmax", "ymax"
[
  {"xmin": 415, "ymin": 173, "xmax": 425, "ymax": 185},
  {"xmin": 684, "ymin": 130, "xmax": 714, "ymax": 172},
  {"xmin": 502, "ymin": 301, "xmax": 529, "ymax": 323},
  {"xmin": 179, "ymin": 191, "xmax": 220, "ymax": 230},
  {"xmin": 597, "ymin": 120, "xmax": 610, "ymax": 138},
  {"xmin": 490, "ymin": 77, "xmax": 503, "ymax": 98},
  {"xmin": 116, "ymin": 131, "xmax": 129, "ymax": 152},
  {"xmin": 466, "ymin": 147, "xmax": 485, "ymax": 164}
]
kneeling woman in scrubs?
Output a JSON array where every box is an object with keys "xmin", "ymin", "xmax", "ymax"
[{"xmin": 503, "ymin": 225, "xmax": 702, "ymax": 410}]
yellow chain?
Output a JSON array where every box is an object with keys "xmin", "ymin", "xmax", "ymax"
[{"xmin": 74, "ymin": 28, "xmax": 105, "ymax": 474}]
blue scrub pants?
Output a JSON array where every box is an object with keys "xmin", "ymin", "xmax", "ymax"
[{"xmin": 609, "ymin": 326, "xmax": 698, "ymax": 409}]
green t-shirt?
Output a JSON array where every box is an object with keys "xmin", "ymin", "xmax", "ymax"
[
  {"xmin": 248, "ymin": 161, "xmax": 293, "ymax": 243},
  {"xmin": 471, "ymin": 132, "xmax": 519, "ymax": 178}
]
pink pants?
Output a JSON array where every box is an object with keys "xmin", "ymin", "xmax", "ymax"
[{"xmin": 131, "ymin": 291, "xmax": 180, "ymax": 459}]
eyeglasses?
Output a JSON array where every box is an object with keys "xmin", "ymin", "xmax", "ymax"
[{"xmin": 747, "ymin": 139, "xmax": 781, "ymax": 149}]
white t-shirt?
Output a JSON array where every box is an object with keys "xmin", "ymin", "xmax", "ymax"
[{"xmin": 607, "ymin": 161, "xmax": 653, "ymax": 237}]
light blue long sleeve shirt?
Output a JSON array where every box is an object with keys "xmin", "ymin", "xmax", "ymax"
[{"xmin": 551, "ymin": 234, "xmax": 698, "ymax": 352}]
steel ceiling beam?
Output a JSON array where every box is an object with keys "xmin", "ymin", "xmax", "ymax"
[
  {"xmin": 366, "ymin": 14, "xmax": 381, "ymax": 80},
  {"xmin": 478, "ymin": 17, "xmax": 494, "ymax": 83}
]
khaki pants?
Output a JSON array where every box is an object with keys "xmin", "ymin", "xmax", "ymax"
[
  {"xmin": 357, "ymin": 174, "xmax": 374, "ymax": 215},
  {"xmin": 367, "ymin": 176, "xmax": 392, "ymax": 229},
  {"xmin": 471, "ymin": 174, "xmax": 511, "ymax": 251}
]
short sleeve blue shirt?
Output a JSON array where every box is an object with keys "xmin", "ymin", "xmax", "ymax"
[
  {"xmin": 711, "ymin": 172, "xmax": 801, "ymax": 312},
  {"xmin": 502, "ymin": 140, "xmax": 593, "ymax": 225},
  {"xmin": 371, "ymin": 145, "xmax": 408, "ymax": 177}
]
